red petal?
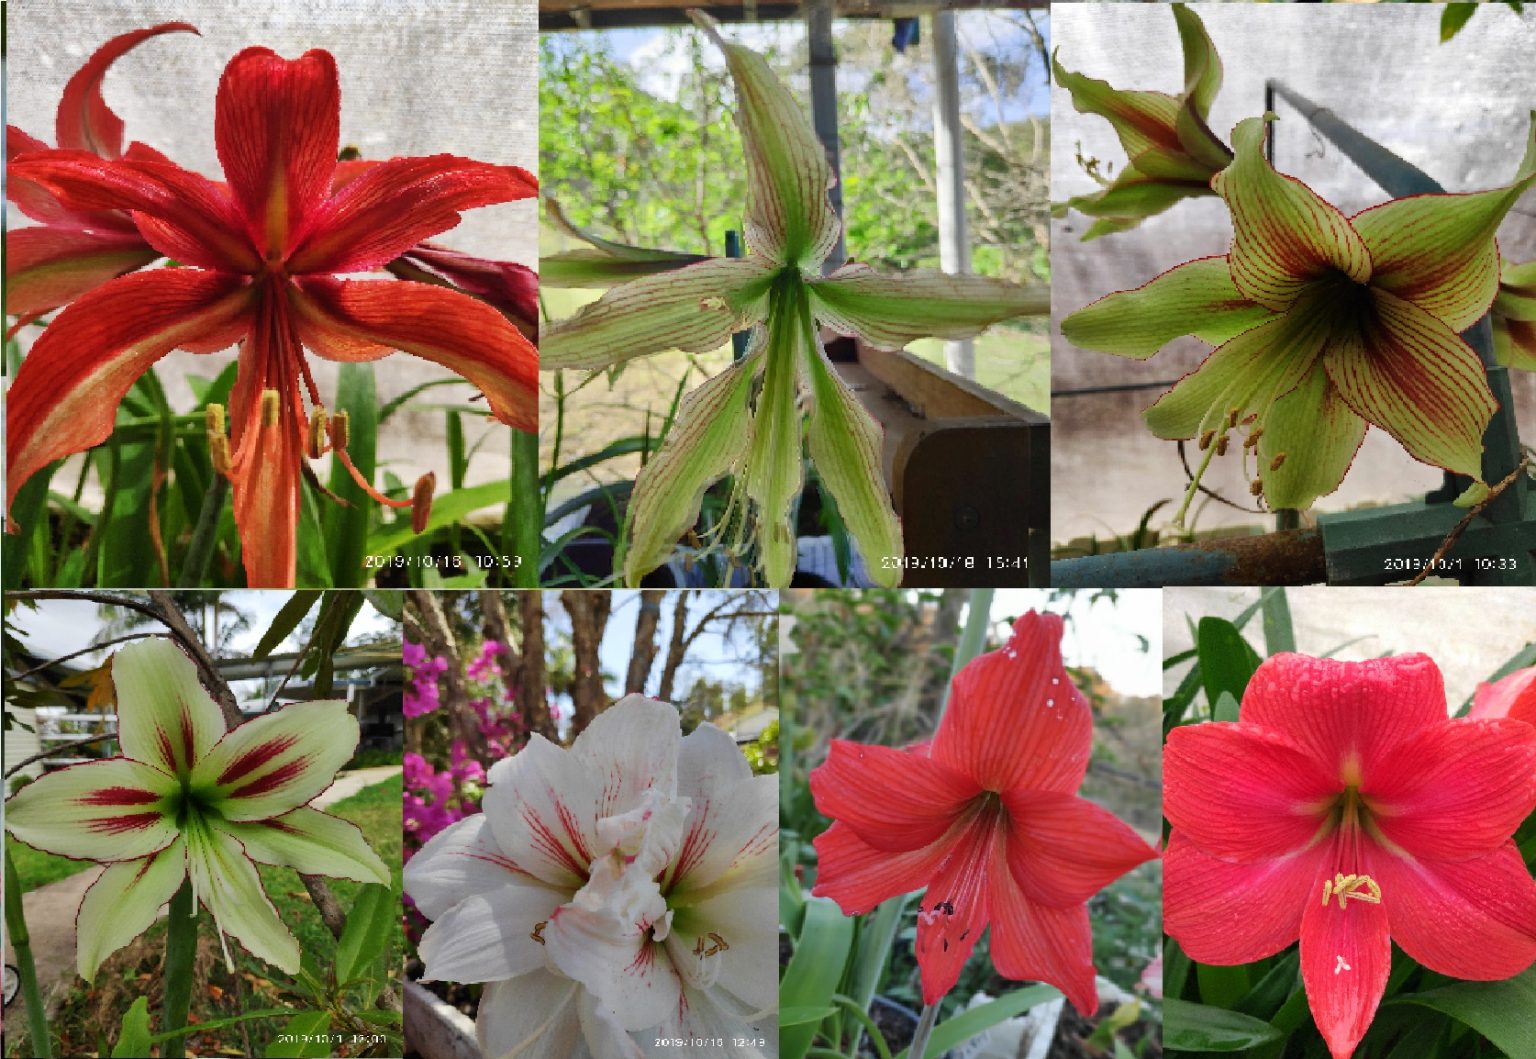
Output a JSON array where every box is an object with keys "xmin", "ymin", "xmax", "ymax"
[
  {"xmin": 930, "ymin": 611, "xmax": 1092, "ymax": 794},
  {"xmin": 1365, "ymin": 719, "xmax": 1536, "ymax": 860},
  {"xmin": 1241, "ymin": 653, "xmax": 1447, "ymax": 784},
  {"xmin": 400, "ymin": 243, "xmax": 539, "ymax": 337},
  {"xmin": 808, "ymin": 739, "xmax": 981, "ymax": 852},
  {"xmin": 1299, "ymin": 852, "xmax": 1391, "ymax": 1059},
  {"xmin": 1470, "ymin": 667, "xmax": 1536, "ymax": 726},
  {"xmin": 1002, "ymin": 791, "xmax": 1157, "ymax": 907},
  {"xmin": 291, "ymin": 277, "xmax": 537, "ymax": 432},
  {"xmin": 914, "ymin": 813, "xmax": 1001, "ymax": 1004},
  {"xmin": 1163, "ymin": 831, "xmax": 1322, "ymax": 965},
  {"xmin": 987, "ymin": 841, "xmax": 1099, "ymax": 1015},
  {"xmin": 6, "ymin": 130, "xmax": 123, "ymax": 228},
  {"xmin": 809, "ymin": 821, "xmax": 951, "ymax": 917},
  {"xmin": 5, "ymin": 270, "xmax": 254, "ymax": 513},
  {"xmin": 288, "ymin": 155, "xmax": 537, "ymax": 275},
  {"xmin": 56, "ymin": 23, "xmax": 199, "ymax": 158},
  {"xmin": 4, "ymin": 226, "xmax": 160, "ymax": 318},
  {"xmin": 214, "ymin": 47, "xmax": 339, "ymax": 258},
  {"xmin": 1164, "ymin": 721, "xmax": 1335, "ymax": 861},
  {"xmin": 1369, "ymin": 841, "xmax": 1536, "ymax": 981}
]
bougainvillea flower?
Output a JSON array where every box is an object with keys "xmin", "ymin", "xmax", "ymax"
[
  {"xmin": 1492, "ymin": 258, "xmax": 1536, "ymax": 370},
  {"xmin": 1062, "ymin": 114, "xmax": 1536, "ymax": 512},
  {"xmin": 809, "ymin": 611, "xmax": 1157, "ymax": 1012},
  {"xmin": 6, "ymin": 45, "xmax": 538, "ymax": 587},
  {"xmin": 1052, "ymin": 4, "xmax": 1232, "ymax": 240},
  {"xmin": 404, "ymin": 694, "xmax": 777, "ymax": 1058},
  {"xmin": 1164, "ymin": 652, "xmax": 1536, "ymax": 1059},
  {"xmin": 4, "ymin": 23, "xmax": 196, "ymax": 327},
  {"xmin": 1469, "ymin": 665, "xmax": 1536, "ymax": 726},
  {"xmin": 542, "ymin": 13, "xmax": 1044, "ymax": 589},
  {"xmin": 3, "ymin": 638, "xmax": 388, "ymax": 982}
]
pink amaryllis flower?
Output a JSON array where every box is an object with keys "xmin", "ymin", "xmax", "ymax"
[
  {"xmin": 1469, "ymin": 665, "xmax": 1536, "ymax": 726},
  {"xmin": 5, "ymin": 44, "xmax": 538, "ymax": 587},
  {"xmin": 809, "ymin": 611, "xmax": 1158, "ymax": 1014},
  {"xmin": 1164, "ymin": 652, "xmax": 1536, "ymax": 1059}
]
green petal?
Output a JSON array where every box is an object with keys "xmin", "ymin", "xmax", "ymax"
[
  {"xmin": 1060, "ymin": 171, "xmax": 1215, "ymax": 237},
  {"xmin": 691, "ymin": 12, "xmax": 841, "ymax": 269},
  {"xmin": 76, "ymin": 838, "xmax": 187, "ymax": 983},
  {"xmin": 541, "ymin": 256, "xmax": 775, "ymax": 371},
  {"xmin": 4, "ymin": 758, "xmax": 179, "ymax": 862},
  {"xmin": 1171, "ymin": 5, "xmax": 1234, "ymax": 172},
  {"xmin": 193, "ymin": 700, "xmax": 358, "ymax": 821},
  {"xmin": 217, "ymin": 806, "xmax": 390, "ymax": 886},
  {"xmin": 800, "ymin": 336, "xmax": 903, "ymax": 588},
  {"xmin": 1494, "ymin": 258, "xmax": 1536, "ymax": 366},
  {"xmin": 1497, "ymin": 259, "xmax": 1536, "ymax": 320},
  {"xmin": 188, "ymin": 823, "xmax": 301, "ymax": 973},
  {"xmin": 1493, "ymin": 316, "xmax": 1536, "ymax": 371},
  {"xmin": 1061, "ymin": 256, "xmax": 1277, "ymax": 359},
  {"xmin": 112, "ymin": 638, "xmax": 226, "ymax": 781},
  {"xmin": 1143, "ymin": 303, "xmax": 1332, "ymax": 439},
  {"xmin": 1052, "ymin": 52, "xmax": 1211, "ymax": 185},
  {"xmin": 807, "ymin": 263, "xmax": 1046, "ymax": 350},
  {"xmin": 541, "ymin": 197, "xmax": 708, "ymax": 288},
  {"xmin": 1213, "ymin": 116, "xmax": 1372, "ymax": 310},
  {"xmin": 743, "ymin": 297, "xmax": 808, "ymax": 588},
  {"xmin": 1258, "ymin": 363, "xmax": 1367, "ymax": 510},
  {"xmin": 623, "ymin": 345, "xmax": 761, "ymax": 585},
  {"xmin": 1323, "ymin": 289, "xmax": 1495, "ymax": 481}
]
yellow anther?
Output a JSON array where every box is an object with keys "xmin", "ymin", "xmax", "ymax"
[
  {"xmin": 306, "ymin": 407, "xmax": 330, "ymax": 459},
  {"xmin": 1226, "ymin": 407, "xmax": 1240, "ymax": 429},
  {"xmin": 1322, "ymin": 873, "xmax": 1380, "ymax": 909},
  {"xmin": 259, "ymin": 389, "xmax": 281, "ymax": 428},
  {"xmin": 692, "ymin": 931, "xmax": 730, "ymax": 958},
  {"xmin": 205, "ymin": 403, "xmax": 226, "ymax": 435},
  {"xmin": 209, "ymin": 434, "xmax": 233, "ymax": 477},
  {"xmin": 530, "ymin": 920, "xmax": 547, "ymax": 945},
  {"xmin": 1249, "ymin": 478, "xmax": 1264, "ymax": 497}
]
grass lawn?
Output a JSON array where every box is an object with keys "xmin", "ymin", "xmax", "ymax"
[{"xmin": 6, "ymin": 832, "xmax": 91, "ymax": 889}]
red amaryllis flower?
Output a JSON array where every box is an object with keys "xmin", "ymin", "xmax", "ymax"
[
  {"xmin": 809, "ymin": 611, "xmax": 1158, "ymax": 1014},
  {"xmin": 1469, "ymin": 666, "xmax": 1536, "ymax": 727},
  {"xmin": 6, "ymin": 45, "xmax": 538, "ymax": 587},
  {"xmin": 1164, "ymin": 653, "xmax": 1536, "ymax": 1059}
]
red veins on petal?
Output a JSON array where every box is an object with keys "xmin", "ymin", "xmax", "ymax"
[
  {"xmin": 228, "ymin": 756, "xmax": 313, "ymax": 800},
  {"xmin": 215, "ymin": 734, "xmax": 301, "ymax": 786},
  {"xmin": 77, "ymin": 787, "xmax": 162, "ymax": 806},
  {"xmin": 87, "ymin": 811, "xmax": 167, "ymax": 835},
  {"xmin": 809, "ymin": 610, "xmax": 1157, "ymax": 1011}
]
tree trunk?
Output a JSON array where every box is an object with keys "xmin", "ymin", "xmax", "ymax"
[
  {"xmin": 624, "ymin": 590, "xmax": 667, "ymax": 695},
  {"xmin": 561, "ymin": 591, "xmax": 610, "ymax": 737},
  {"xmin": 657, "ymin": 592, "xmax": 691, "ymax": 702},
  {"xmin": 518, "ymin": 592, "xmax": 556, "ymax": 741}
]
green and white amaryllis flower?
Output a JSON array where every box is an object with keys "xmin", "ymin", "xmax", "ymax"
[
  {"xmin": 1052, "ymin": 3, "xmax": 1232, "ymax": 240},
  {"xmin": 404, "ymin": 694, "xmax": 777, "ymax": 1059},
  {"xmin": 1494, "ymin": 257, "xmax": 1536, "ymax": 370},
  {"xmin": 3, "ymin": 638, "xmax": 389, "ymax": 982},
  {"xmin": 541, "ymin": 13, "xmax": 1044, "ymax": 589},
  {"xmin": 1061, "ymin": 113, "xmax": 1536, "ymax": 513}
]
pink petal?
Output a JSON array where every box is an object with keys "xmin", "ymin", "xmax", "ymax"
[
  {"xmin": 809, "ymin": 821, "xmax": 952, "ymax": 917},
  {"xmin": 1299, "ymin": 853, "xmax": 1391, "ymax": 1059},
  {"xmin": 1470, "ymin": 667, "xmax": 1536, "ymax": 725}
]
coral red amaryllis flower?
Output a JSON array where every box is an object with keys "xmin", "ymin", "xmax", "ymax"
[
  {"xmin": 809, "ymin": 611, "xmax": 1158, "ymax": 1014},
  {"xmin": 1469, "ymin": 665, "xmax": 1536, "ymax": 727},
  {"xmin": 1164, "ymin": 653, "xmax": 1536, "ymax": 1059},
  {"xmin": 5, "ymin": 45, "xmax": 538, "ymax": 587}
]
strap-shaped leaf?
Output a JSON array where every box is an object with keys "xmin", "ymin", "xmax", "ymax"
[
  {"xmin": 542, "ymin": 197, "xmax": 708, "ymax": 288},
  {"xmin": 1258, "ymin": 362, "xmax": 1367, "ymax": 511},
  {"xmin": 623, "ymin": 345, "xmax": 761, "ymax": 586},
  {"xmin": 1061, "ymin": 256, "xmax": 1276, "ymax": 359},
  {"xmin": 808, "ymin": 263, "xmax": 1046, "ymax": 351},
  {"xmin": 691, "ymin": 11, "xmax": 841, "ymax": 270},
  {"xmin": 541, "ymin": 255, "xmax": 775, "ymax": 371}
]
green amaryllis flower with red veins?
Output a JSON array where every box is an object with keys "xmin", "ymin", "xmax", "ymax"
[
  {"xmin": 541, "ymin": 12, "xmax": 1045, "ymax": 589},
  {"xmin": 3, "ymin": 638, "xmax": 389, "ymax": 982},
  {"xmin": 5, "ymin": 44, "xmax": 538, "ymax": 588},
  {"xmin": 1052, "ymin": 3, "xmax": 1232, "ymax": 240},
  {"xmin": 1062, "ymin": 114, "xmax": 1536, "ymax": 516},
  {"xmin": 1164, "ymin": 652, "xmax": 1536, "ymax": 1059},
  {"xmin": 809, "ymin": 611, "xmax": 1158, "ymax": 1013},
  {"xmin": 1493, "ymin": 258, "xmax": 1536, "ymax": 370}
]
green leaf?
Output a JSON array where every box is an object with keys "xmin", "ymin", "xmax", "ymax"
[
  {"xmin": 263, "ymin": 1011, "xmax": 334, "ymax": 1058},
  {"xmin": 893, "ymin": 985, "xmax": 1059, "ymax": 1059},
  {"xmin": 779, "ymin": 898, "xmax": 855, "ymax": 1059},
  {"xmin": 1259, "ymin": 588, "xmax": 1295, "ymax": 655},
  {"xmin": 324, "ymin": 361, "xmax": 378, "ymax": 588},
  {"xmin": 1388, "ymin": 966, "xmax": 1536, "ymax": 1056},
  {"xmin": 110, "ymin": 997, "xmax": 151, "ymax": 1058},
  {"xmin": 1198, "ymin": 959, "xmax": 1249, "ymax": 1009},
  {"xmin": 253, "ymin": 591, "xmax": 322, "ymax": 659},
  {"xmin": 1196, "ymin": 616, "xmax": 1263, "ymax": 712},
  {"xmin": 335, "ymin": 883, "xmax": 395, "ymax": 987},
  {"xmin": 1440, "ymin": 4, "xmax": 1478, "ymax": 42},
  {"xmin": 779, "ymin": 1006, "xmax": 839, "ymax": 1028},
  {"xmin": 1162, "ymin": 997, "xmax": 1284, "ymax": 1052},
  {"xmin": 3, "ymin": 460, "xmax": 57, "ymax": 590},
  {"xmin": 365, "ymin": 479, "xmax": 514, "ymax": 560}
]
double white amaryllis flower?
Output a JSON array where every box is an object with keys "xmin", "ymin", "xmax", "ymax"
[
  {"xmin": 404, "ymin": 694, "xmax": 778, "ymax": 1059},
  {"xmin": 4, "ymin": 638, "xmax": 389, "ymax": 981}
]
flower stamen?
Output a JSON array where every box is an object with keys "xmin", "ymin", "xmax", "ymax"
[
  {"xmin": 530, "ymin": 920, "xmax": 547, "ymax": 945},
  {"xmin": 692, "ymin": 931, "xmax": 730, "ymax": 958},
  {"xmin": 1321, "ymin": 873, "xmax": 1381, "ymax": 909}
]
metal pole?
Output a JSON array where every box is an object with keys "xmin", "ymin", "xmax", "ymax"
[
  {"xmin": 806, "ymin": 0, "xmax": 845, "ymax": 272},
  {"xmin": 931, "ymin": 10, "xmax": 974, "ymax": 378}
]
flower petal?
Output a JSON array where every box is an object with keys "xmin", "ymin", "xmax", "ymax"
[
  {"xmin": 1060, "ymin": 256, "xmax": 1277, "ymax": 360},
  {"xmin": 483, "ymin": 736, "xmax": 601, "ymax": 889},
  {"xmin": 187, "ymin": 822, "xmax": 300, "ymax": 973},
  {"xmin": 743, "ymin": 309, "xmax": 807, "ymax": 589},
  {"xmin": 1051, "ymin": 52, "xmax": 1210, "ymax": 185},
  {"xmin": 217, "ymin": 806, "xmax": 390, "ymax": 885},
  {"xmin": 1323, "ymin": 289, "xmax": 1496, "ymax": 481},
  {"xmin": 4, "ymin": 758, "xmax": 179, "ymax": 861},
  {"xmin": 476, "ymin": 973, "xmax": 592, "ymax": 1059},
  {"xmin": 1258, "ymin": 362, "xmax": 1368, "ymax": 511},
  {"xmin": 810, "ymin": 740, "xmax": 982, "ymax": 853},
  {"xmin": 914, "ymin": 813, "xmax": 998, "ymax": 1005},
  {"xmin": 1002, "ymin": 791, "xmax": 1157, "ymax": 908},
  {"xmin": 542, "ymin": 197, "xmax": 708, "ymax": 288},
  {"xmin": 693, "ymin": 12, "xmax": 840, "ymax": 269},
  {"xmin": 810, "ymin": 821, "xmax": 953, "ymax": 916},
  {"xmin": 111, "ymin": 638, "xmax": 226, "ymax": 781},
  {"xmin": 1059, "ymin": 172, "xmax": 1214, "ymax": 240},
  {"xmin": 192, "ymin": 699, "xmax": 359, "ymax": 820},
  {"xmin": 1212, "ymin": 117, "xmax": 1372, "ymax": 311},
  {"xmin": 1241, "ymin": 653, "xmax": 1447, "ymax": 783},
  {"xmin": 987, "ymin": 839, "xmax": 1098, "ymax": 1015},
  {"xmin": 1470, "ymin": 666, "xmax": 1536, "ymax": 725},
  {"xmin": 1299, "ymin": 852, "xmax": 1391, "ymax": 1059},
  {"xmin": 930, "ymin": 611, "xmax": 1093, "ymax": 795},
  {"xmin": 1163, "ymin": 721, "xmax": 1335, "ymax": 862},
  {"xmin": 666, "ymin": 723, "xmax": 778, "ymax": 894},
  {"xmin": 624, "ymin": 346, "xmax": 759, "ymax": 587},
  {"xmin": 1370, "ymin": 841, "xmax": 1536, "ymax": 981},
  {"xmin": 404, "ymin": 813, "xmax": 535, "ymax": 918},
  {"xmin": 799, "ymin": 334, "xmax": 903, "ymax": 589},
  {"xmin": 395, "ymin": 243, "xmax": 538, "ymax": 337},
  {"xmin": 291, "ymin": 276, "xmax": 538, "ymax": 432},
  {"xmin": 1163, "ymin": 830, "xmax": 1322, "ymax": 965},
  {"xmin": 1493, "ymin": 314, "xmax": 1536, "ymax": 371},
  {"xmin": 4, "ymin": 226, "xmax": 159, "ymax": 318},
  {"xmin": 56, "ymin": 23, "xmax": 199, "ymax": 158},
  {"xmin": 76, "ymin": 838, "xmax": 188, "ymax": 983},
  {"xmin": 807, "ymin": 264, "xmax": 1046, "ymax": 350},
  {"xmin": 5, "ymin": 269, "xmax": 254, "ymax": 516},
  {"xmin": 1171, "ymin": 6, "xmax": 1232, "ymax": 168},
  {"xmin": 573, "ymin": 695, "xmax": 684, "ymax": 819},
  {"xmin": 1364, "ymin": 719, "xmax": 1536, "ymax": 860},
  {"xmin": 418, "ymin": 879, "xmax": 568, "ymax": 983},
  {"xmin": 540, "ymin": 256, "xmax": 775, "ymax": 372},
  {"xmin": 668, "ymin": 882, "xmax": 779, "ymax": 1013}
]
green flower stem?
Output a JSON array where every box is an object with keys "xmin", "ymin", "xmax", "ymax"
[
  {"xmin": 833, "ymin": 995, "xmax": 894, "ymax": 1059},
  {"xmin": 908, "ymin": 1001, "xmax": 941, "ymax": 1059},
  {"xmin": 508, "ymin": 429, "xmax": 541, "ymax": 587},
  {"xmin": 4, "ymin": 847, "xmax": 53, "ymax": 1059},
  {"xmin": 179, "ymin": 475, "xmax": 229, "ymax": 584},
  {"xmin": 940, "ymin": 588, "xmax": 995, "ymax": 717},
  {"xmin": 1174, "ymin": 435, "xmax": 1219, "ymax": 530},
  {"xmin": 161, "ymin": 880, "xmax": 197, "ymax": 1059}
]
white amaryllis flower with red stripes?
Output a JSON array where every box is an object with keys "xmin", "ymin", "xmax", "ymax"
[
  {"xmin": 3, "ymin": 638, "xmax": 389, "ymax": 982},
  {"xmin": 404, "ymin": 694, "xmax": 777, "ymax": 1059}
]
